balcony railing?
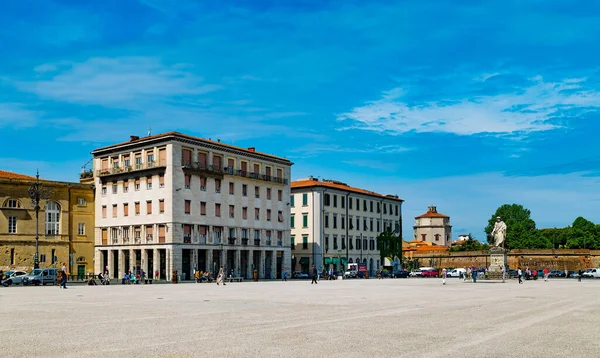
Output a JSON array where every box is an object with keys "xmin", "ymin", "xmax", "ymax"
[
  {"xmin": 96, "ymin": 161, "xmax": 164, "ymax": 177},
  {"xmin": 265, "ymin": 238, "xmax": 272, "ymax": 246},
  {"xmin": 182, "ymin": 163, "xmax": 289, "ymax": 185},
  {"xmin": 183, "ymin": 235, "xmax": 191, "ymax": 244},
  {"xmin": 146, "ymin": 235, "xmax": 153, "ymax": 243},
  {"xmin": 241, "ymin": 238, "xmax": 249, "ymax": 246},
  {"xmin": 254, "ymin": 239, "xmax": 261, "ymax": 246},
  {"xmin": 277, "ymin": 240, "xmax": 283, "ymax": 246},
  {"xmin": 199, "ymin": 235, "xmax": 207, "ymax": 244},
  {"xmin": 228, "ymin": 237, "xmax": 236, "ymax": 245},
  {"xmin": 80, "ymin": 170, "xmax": 94, "ymax": 180}
]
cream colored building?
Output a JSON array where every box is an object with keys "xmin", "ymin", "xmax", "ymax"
[
  {"xmin": 290, "ymin": 177, "xmax": 403, "ymax": 276},
  {"xmin": 0, "ymin": 170, "xmax": 95, "ymax": 277},
  {"xmin": 88, "ymin": 132, "xmax": 292, "ymax": 280},
  {"xmin": 413, "ymin": 206, "xmax": 452, "ymax": 246}
]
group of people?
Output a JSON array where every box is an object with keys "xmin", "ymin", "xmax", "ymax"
[{"xmin": 193, "ymin": 270, "xmax": 214, "ymax": 283}]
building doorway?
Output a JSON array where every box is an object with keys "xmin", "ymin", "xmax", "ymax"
[
  {"xmin": 77, "ymin": 265, "xmax": 85, "ymax": 280},
  {"xmin": 182, "ymin": 249, "xmax": 191, "ymax": 281}
]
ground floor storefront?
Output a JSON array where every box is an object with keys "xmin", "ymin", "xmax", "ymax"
[{"xmin": 95, "ymin": 245, "xmax": 292, "ymax": 281}]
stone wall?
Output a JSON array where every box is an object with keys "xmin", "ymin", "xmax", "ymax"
[{"xmin": 407, "ymin": 249, "xmax": 600, "ymax": 271}]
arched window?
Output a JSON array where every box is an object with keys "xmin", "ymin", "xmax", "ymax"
[
  {"xmin": 3, "ymin": 199, "xmax": 22, "ymax": 208},
  {"xmin": 356, "ymin": 257, "xmax": 360, "ymax": 264},
  {"xmin": 77, "ymin": 256, "xmax": 86, "ymax": 263},
  {"xmin": 348, "ymin": 258, "xmax": 353, "ymax": 263},
  {"xmin": 45, "ymin": 202, "xmax": 61, "ymax": 235}
]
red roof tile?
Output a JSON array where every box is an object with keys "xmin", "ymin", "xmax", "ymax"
[
  {"xmin": 0, "ymin": 170, "xmax": 36, "ymax": 180},
  {"xmin": 291, "ymin": 179, "xmax": 403, "ymax": 201}
]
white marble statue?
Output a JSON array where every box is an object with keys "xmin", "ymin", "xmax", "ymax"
[{"xmin": 491, "ymin": 217, "xmax": 507, "ymax": 247}]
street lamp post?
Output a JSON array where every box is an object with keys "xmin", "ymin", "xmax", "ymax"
[{"xmin": 28, "ymin": 171, "xmax": 53, "ymax": 270}]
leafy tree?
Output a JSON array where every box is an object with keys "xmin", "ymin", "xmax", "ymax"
[
  {"xmin": 566, "ymin": 217, "xmax": 599, "ymax": 249},
  {"xmin": 376, "ymin": 229, "xmax": 403, "ymax": 268},
  {"xmin": 538, "ymin": 227, "xmax": 570, "ymax": 249},
  {"xmin": 484, "ymin": 204, "xmax": 551, "ymax": 249}
]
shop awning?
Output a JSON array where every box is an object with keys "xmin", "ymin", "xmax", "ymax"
[
  {"xmin": 341, "ymin": 257, "xmax": 348, "ymax": 265},
  {"xmin": 324, "ymin": 257, "xmax": 332, "ymax": 265},
  {"xmin": 299, "ymin": 257, "xmax": 310, "ymax": 265},
  {"xmin": 332, "ymin": 257, "xmax": 339, "ymax": 265}
]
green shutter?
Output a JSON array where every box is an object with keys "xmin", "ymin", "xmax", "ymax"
[
  {"xmin": 290, "ymin": 195, "xmax": 295, "ymax": 207},
  {"xmin": 290, "ymin": 216, "xmax": 295, "ymax": 228},
  {"xmin": 302, "ymin": 193, "xmax": 308, "ymax": 206},
  {"xmin": 303, "ymin": 214, "xmax": 308, "ymax": 227}
]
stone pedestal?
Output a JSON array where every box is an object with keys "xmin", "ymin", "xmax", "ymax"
[{"xmin": 488, "ymin": 247, "xmax": 506, "ymax": 281}]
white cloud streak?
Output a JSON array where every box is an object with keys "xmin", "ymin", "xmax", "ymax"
[{"xmin": 337, "ymin": 77, "xmax": 600, "ymax": 136}]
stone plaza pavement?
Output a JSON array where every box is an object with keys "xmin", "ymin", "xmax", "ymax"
[{"xmin": 2, "ymin": 278, "xmax": 600, "ymax": 358}]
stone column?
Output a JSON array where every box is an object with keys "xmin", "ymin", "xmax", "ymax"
[
  {"xmin": 248, "ymin": 250, "xmax": 254, "ymax": 279},
  {"xmin": 207, "ymin": 248, "xmax": 213, "ymax": 275},
  {"xmin": 153, "ymin": 249, "xmax": 160, "ymax": 280},
  {"xmin": 271, "ymin": 250, "xmax": 277, "ymax": 279},
  {"xmin": 142, "ymin": 249, "xmax": 149, "ymax": 276},
  {"xmin": 118, "ymin": 250, "xmax": 125, "ymax": 280},
  {"xmin": 260, "ymin": 249, "xmax": 266, "ymax": 279},
  {"xmin": 235, "ymin": 249, "xmax": 241, "ymax": 277},
  {"xmin": 94, "ymin": 249, "xmax": 102, "ymax": 274},
  {"xmin": 129, "ymin": 248, "xmax": 135, "ymax": 273},
  {"xmin": 107, "ymin": 249, "xmax": 114, "ymax": 278}
]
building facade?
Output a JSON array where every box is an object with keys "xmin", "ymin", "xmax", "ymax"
[
  {"xmin": 0, "ymin": 170, "xmax": 95, "ymax": 277},
  {"xmin": 413, "ymin": 206, "xmax": 452, "ymax": 246},
  {"xmin": 88, "ymin": 132, "xmax": 292, "ymax": 280},
  {"xmin": 290, "ymin": 177, "xmax": 403, "ymax": 276}
]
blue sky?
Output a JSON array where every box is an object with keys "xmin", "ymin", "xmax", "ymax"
[{"xmin": 1, "ymin": 0, "xmax": 600, "ymax": 241}]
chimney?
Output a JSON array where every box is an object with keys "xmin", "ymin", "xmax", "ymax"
[
  {"xmin": 130, "ymin": 135, "xmax": 140, "ymax": 142},
  {"xmin": 248, "ymin": 147, "xmax": 255, "ymax": 152},
  {"xmin": 217, "ymin": 139, "xmax": 221, "ymax": 143},
  {"xmin": 428, "ymin": 205, "xmax": 437, "ymax": 213}
]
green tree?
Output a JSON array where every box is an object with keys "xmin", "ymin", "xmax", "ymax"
[
  {"xmin": 538, "ymin": 227, "xmax": 570, "ymax": 249},
  {"xmin": 484, "ymin": 204, "xmax": 550, "ymax": 249},
  {"xmin": 566, "ymin": 217, "xmax": 599, "ymax": 249},
  {"xmin": 376, "ymin": 229, "xmax": 403, "ymax": 268}
]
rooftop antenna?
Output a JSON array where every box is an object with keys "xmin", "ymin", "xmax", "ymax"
[{"xmin": 148, "ymin": 125, "xmax": 152, "ymax": 136}]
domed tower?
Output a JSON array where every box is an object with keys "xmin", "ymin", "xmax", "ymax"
[{"xmin": 413, "ymin": 206, "xmax": 452, "ymax": 246}]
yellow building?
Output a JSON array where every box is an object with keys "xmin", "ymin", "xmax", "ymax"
[{"xmin": 0, "ymin": 170, "xmax": 95, "ymax": 278}]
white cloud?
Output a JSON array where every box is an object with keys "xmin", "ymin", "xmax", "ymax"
[
  {"xmin": 337, "ymin": 77, "xmax": 600, "ymax": 136},
  {"xmin": 290, "ymin": 143, "xmax": 412, "ymax": 156},
  {"xmin": 0, "ymin": 103, "xmax": 39, "ymax": 128},
  {"xmin": 18, "ymin": 57, "xmax": 222, "ymax": 107}
]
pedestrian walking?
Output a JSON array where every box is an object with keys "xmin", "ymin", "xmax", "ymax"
[
  {"xmin": 216, "ymin": 265, "xmax": 226, "ymax": 286},
  {"xmin": 543, "ymin": 267, "xmax": 549, "ymax": 282},
  {"xmin": 311, "ymin": 265, "xmax": 318, "ymax": 284},
  {"xmin": 501, "ymin": 266, "xmax": 506, "ymax": 283},
  {"xmin": 442, "ymin": 268, "xmax": 447, "ymax": 285},
  {"xmin": 155, "ymin": 270, "xmax": 159, "ymax": 281},
  {"xmin": 578, "ymin": 270, "xmax": 583, "ymax": 282},
  {"xmin": 472, "ymin": 266, "xmax": 477, "ymax": 283},
  {"xmin": 60, "ymin": 263, "xmax": 68, "ymax": 289},
  {"xmin": 282, "ymin": 271, "xmax": 287, "ymax": 282},
  {"xmin": 517, "ymin": 267, "xmax": 523, "ymax": 284}
]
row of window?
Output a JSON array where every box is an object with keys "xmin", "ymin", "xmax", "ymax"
[
  {"xmin": 101, "ymin": 147, "xmax": 166, "ymax": 171},
  {"xmin": 101, "ymin": 175, "xmax": 165, "ymax": 195},
  {"xmin": 4, "ymin": 198, "xmax": 87, "ymax": 208},
  {"xmin": 290, "ymin": 214, "xmax": 399, "ymax": 232},
  {"xmin": 5, "ymin": 216, "xmax": 86, "ymax": 236},
  {"xmin": 101, "ymin": 200, "xmax": 286, "ymax": 222},
  {"xmin": 6, "ymin": 248, "xmax": 58, "ymax": 265},
  {"xmin": 101, "ymin": 175, "xmax": 285, "ymax": 201},
  {"xmin": 290, "ymin": 235, "xmax": 377, "ymax": 251},
  {"xmin": 102, "ymin": 225, "xmax": 284, "ymax": 243},
  {"xmin": 290, "ymin": 193, "xmax": 400, "ymax": 216}
]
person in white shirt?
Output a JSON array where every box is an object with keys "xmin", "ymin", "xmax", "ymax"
[{"xmin": 517, "ymin": 267, "xmax": 523, "ymax": 284}]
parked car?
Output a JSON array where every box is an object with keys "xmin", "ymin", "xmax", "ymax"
[
  {"xmin": 392, "ymin": 270, "xmax": 409, "ymax": 278},
  {"xmin": 448, "ymin": 268, "xmax": 466, "ymax": 277},
  {"xmin": 421, "ymin": 269, "xmax": 439, "ymax": 278},
  {"xmin": 549, "ymin": 270, "xmax": 564, "ymax": 277},
  {"xmin": 22, "ymin": 268, "xmax": 58, "ymax": 286},
  {"xmin": 409, "ymin": 270, "xmax": 422, "ymax": 277},
  {"xmin": 1, "ymin": 270, "xmax": 28, "ymax": 286},
  {"xmin": 292, "ymin": 271, "xmax": 309, "ymax": 279}
]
